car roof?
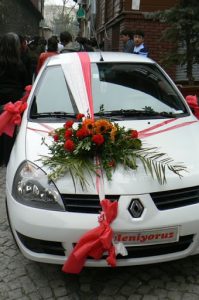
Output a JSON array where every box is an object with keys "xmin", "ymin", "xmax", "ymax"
[{"xmin": 47, "ymin": 51, "xmax": 155, "ymax": 66}]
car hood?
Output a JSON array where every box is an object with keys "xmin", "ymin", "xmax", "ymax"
[{"xmin": 25, "ymin": 117, "xmax": 199, "ymax": 195}]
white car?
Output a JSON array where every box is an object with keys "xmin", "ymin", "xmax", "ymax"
[{"xmin": 6, "ymin": 52, "xmax": 199, "ymax": 269}]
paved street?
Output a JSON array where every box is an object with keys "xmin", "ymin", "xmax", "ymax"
[{"xmin": 2, "ymin": 166, "xmax": 199, "ymax": 300}]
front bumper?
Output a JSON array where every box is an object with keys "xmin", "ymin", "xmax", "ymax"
[{"xmin": 6, "ymin": 188, "xmax": 199, "ymax": 266}]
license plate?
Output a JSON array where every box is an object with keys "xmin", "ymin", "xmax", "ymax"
[{"xmin": 114, "ymin": 226, "xmax": 179, "ymax": 246}]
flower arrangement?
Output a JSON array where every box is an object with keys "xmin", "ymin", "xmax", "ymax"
[{"xmin": 42, "ymin": 114, "xmax": 186, "ymax": 188}]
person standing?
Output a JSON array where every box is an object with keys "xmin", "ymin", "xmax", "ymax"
[
  {"xmin": 120, "ymin": 29, "xmax": 134, "ymax": 53},
  {"xmin": 0, "ymin": 32, "xmax": 28, "ymax": 166},
  {"xmin": 28, "ymin": 36, "xmax": 45, "ymax": 81},
  {"xmin": 133, "ymin": 30, "xmax": 149, "ymax": 57},
  {"xmin": 75, "ymin": 37, "xmax": 94, "ymax": 51},
  {"xmin": 51, "ymin": 35, "xmax": 64, "ymax": 53},
  {"xmin": 36, "ymin": 36, "xmax": 58, "ymax": 74},
  {"xmin": 19, "ymin": 35, "xmax": 32, "ymax": 84},
  {"xmin": 59, "ymin": 31, "xmax": 81, "ymax": 53}
]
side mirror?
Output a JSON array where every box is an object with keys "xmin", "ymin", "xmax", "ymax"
[{"xmin": 185, "ymin": 95, "xmax": 199, "ymax": 119}]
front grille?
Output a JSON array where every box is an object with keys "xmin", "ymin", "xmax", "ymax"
[
  {"xmin": 61, "ymin": 194, "xmax": 119, "ymax": 213},
  {"xmin": 81, "ymin": 235, "xmax": 193, "ymax": 260},
  {"xmin": 17, "ymin": 232, "xmax": 65, "ymax": 256},
  {"xmin": 151, "ymin": 186, "xmax": 199, "ymax": 210}
]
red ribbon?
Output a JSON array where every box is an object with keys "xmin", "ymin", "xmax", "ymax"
[
  {"xmin": 62, "ymin": 199, "xmax": 118, "ymax": 274},
  {"xmin": 138, "ymin": 118, "xmax": 197, "ymax": 138},
  {"xmin": 77, "ymin": 52, "xmax": 94, "ymax": 119},
  {"xmin": 186, "ymin": 95, "xmax": 199, "ymax": 119},
  {"xmin": 0, "ymin": 85, "xmax": 32, "ymax": 137},
  {"xmin": 186, "ymin": 95, "xmax": 198, "ymax": 107}
]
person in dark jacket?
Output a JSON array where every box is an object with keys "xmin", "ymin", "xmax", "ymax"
[
  {"xmin": 28, "ymin": 36, "xmax": 45, "ymax": 80},
  {"xmin": 0, "ymin": 32, "xmax": 28, "ymax": 166},
  {"xmin": 19, "ymin": 35, "xmax": 32, "ymax": 84},
  {"xmin": 60, "ymin": 31, "xmax": 81, "ymax": 53},
  {"xmin": 120, "ymin": 29, "xmax": 134, "ymax": 53},
  {"xmin": 36, "ymin": 36, "xmax": 58, "ymax": 74},
  {"xmin": 75, "ymin": 37, "xmax": 94, "ymax": 52}
]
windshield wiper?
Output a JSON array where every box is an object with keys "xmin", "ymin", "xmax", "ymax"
[
  {"xmin": 31, "ymin": 112, "xmax": 76, "ymax": 119},
  {"xmin": 94, "ymin": 109, "xmax": 178, "ymax": 118}
]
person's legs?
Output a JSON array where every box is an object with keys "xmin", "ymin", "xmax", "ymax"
[
  {"xmin": 0, "ymin": 136, "xmax": 4, "ymax": 166},
  {"xmin": 0, "ymin": 134, "xmax": 15, "ymax": 166}
]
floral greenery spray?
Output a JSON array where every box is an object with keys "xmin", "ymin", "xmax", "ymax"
[{"xmin": 41, "ymin": 111, "xmax": 187, "ymax": 190}]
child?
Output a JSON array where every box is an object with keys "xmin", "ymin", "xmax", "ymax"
[{"xmin": 133, "ymin": 30, "xmax": 149, "ymax": 57}]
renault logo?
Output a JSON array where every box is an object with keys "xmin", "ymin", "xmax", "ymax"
[{"xmin": 128, "ymin": 199, "xmax": 144, "ymax": 218}]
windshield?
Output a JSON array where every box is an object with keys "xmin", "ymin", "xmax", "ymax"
[
  {"xmin": 29, "ymin": 63, "xmax": 188, "ymax": 121},
  {"xmin": 92, "ymin": 63, "xmax": 186, "ymax": 115}
]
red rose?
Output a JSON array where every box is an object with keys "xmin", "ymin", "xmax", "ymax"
[
  {"xmin": 108, "ymin": 160, "xmax": 115, "ymax": 167},
  {"xmin": 76, "ymin": 113, "xmax": 85, "ymax": 120},
  {"xmin": 53, "ymin": 134, "xmax": 59, "ymax": 142},
  {"xmin": 131, "ymin": 130, "xmax": 138, "ymax": 139},
  {"xmin": 65, "ymin": 129, "xmax": 72, "ymax": 139},
  {"xmin": 64, "ymin": 120, "xmax": 74, "ymax": 129},
  {"xmin": 64, "ymin": 139, "xmax": 75, "ymax": 152},
  {"xmin": 92, "ymin": 134, "xmax": 105, "ymax": 145},
  {"xmin": 76, "ymin": 127, "xmax": 89, "ymax": 139}
]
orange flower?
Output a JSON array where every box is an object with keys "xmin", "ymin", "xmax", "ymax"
[
  {"xmin": 82, "ymin": 119, "xmax": 95, "ymax": 134},
  {"xmin": 94, "ymin": 119, "xmax": 113, "ymax": 134},
  {"xmin": 110, "ymin": 125, "xmax": 117, "ymax": 142}
]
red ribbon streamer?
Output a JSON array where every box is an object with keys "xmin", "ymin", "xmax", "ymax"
[
  {"xmin": 138, "ymin": 118, "xmax": 197, "ymax": 138},
  {"xmin": 186, "ymin": 95, "xmax": 199, "ymax": 119},
  {"xmin": 0, "ymin": 85, "xmax": 32, "ymax": 137},
  {"xmin": 77, "ymin": 52, "xmax": 94, "ymax": 119},
  {"xmin": 62, "ymin": 199, "xmax": 118, "ymax": 274}
]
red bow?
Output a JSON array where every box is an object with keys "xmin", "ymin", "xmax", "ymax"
[
  {"xmin": 0, "ymin": 85, "xmax": 31, "ymax": 137},
  {"xmin": 62, "ymin": 199, "xmax": 118, "ymax": 274},
  {"xmin": 186, "ymin": 95, "xmax": 199, "ymax": 119}
]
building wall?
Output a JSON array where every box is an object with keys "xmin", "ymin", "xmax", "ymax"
[
  {"xmin": 0, "ymin": 0, "xmax": 43, "ymax": 36},
  {"xmin": 95, "ymin": 0, "xmax": 179, "ymax": 80},
  {"xmin": 124, "ymin": 0, "xmax": 178, "ymax": 11}
]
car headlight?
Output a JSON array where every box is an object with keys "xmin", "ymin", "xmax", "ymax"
[{"xmin": 12, "ymin": 161, "xmax": 65, "ymax": 211}]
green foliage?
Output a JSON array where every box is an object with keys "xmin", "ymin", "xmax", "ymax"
[
  {"xmin": 41, "ymin": 116, "xmax": 187, "ymax": 189},
  {"xmin": 149, "ymin": 1, "xmax": 199, "ymax": 84}
]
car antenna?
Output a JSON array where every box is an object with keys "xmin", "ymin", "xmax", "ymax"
[
  {"xmin": 99, "ymin": 51, "xmax": 104, "ymax": 62},
  {"xmin": 95, "ymin": 38, "xmax": 104, "ymax": 61},
  {"xmin": 91, "ymin": 24, "xmax": 104, "ymax": 62}
]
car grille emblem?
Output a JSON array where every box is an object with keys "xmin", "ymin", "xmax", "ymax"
[{"xmin": 128, "ymin": 198, "xmax": 144, "ymax": 218}]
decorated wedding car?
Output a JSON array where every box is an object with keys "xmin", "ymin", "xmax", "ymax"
[{"xmin": 5, "ymin": 52, "xmax": 199, "ymax": 273}]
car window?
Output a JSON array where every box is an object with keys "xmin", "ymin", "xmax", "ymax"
[
  {"xmin": 91, "ymin": 63, "xmax": 187, "ymax": 115},
  {"xmin": 30, "ymin": 66, "xmax": 77, "ymax": 116}
]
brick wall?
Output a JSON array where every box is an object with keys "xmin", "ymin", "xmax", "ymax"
[
  {"xmin": 124, "ymin": 0, "xmax": 178, "ymax": 11},
  {"xmin": 96, "ymin": 0, "xmax": 177, "ymax": 80}
]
